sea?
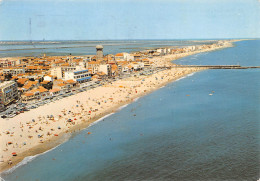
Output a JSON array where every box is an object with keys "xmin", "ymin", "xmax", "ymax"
[
  {"xmin": 1, "ymin": 40, "xmax": 259, "ymax": 181},
  {"xmin": 0, "ymin": 40, "xmax": 216, "ymax": 58}
]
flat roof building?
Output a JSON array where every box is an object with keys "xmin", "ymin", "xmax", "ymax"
[
  {"xmin": 64, "ymin": 69, "xmax": 91, "ymax": 84},
  {"xmin": 0, "ymin": 81, "xmax": 19, "ymax": 111}
]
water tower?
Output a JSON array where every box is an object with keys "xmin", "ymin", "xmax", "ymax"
[{"xmin": 96, "ymin": 45, "xmax": 103, "ymax": 61}]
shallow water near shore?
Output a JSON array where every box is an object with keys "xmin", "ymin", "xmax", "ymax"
[{"xmin": 1, "ymin": 40, "xmax": 260, "ymax": 180}]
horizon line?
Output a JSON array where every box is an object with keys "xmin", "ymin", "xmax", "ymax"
[{"xmin": 0, "ymin": 38, "xmax": 259, "ymax": 42}]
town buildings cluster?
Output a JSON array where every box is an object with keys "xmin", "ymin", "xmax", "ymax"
[{"xmin": 0, "ymin": 41, "xmax": 230, "ymax": 112}]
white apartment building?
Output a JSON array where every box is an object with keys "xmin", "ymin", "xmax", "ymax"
[
  {"xmin": 99, "ymin": 64, "xmax": 111, "ymax": 76},
  {"xmin": 64, "ymin": 69, "xmax": 91, "ymax": 84},
  {"xmin": 131, "ymin": 62, "xmax": 144, "ymax": 70},
  {"xmin": 0, "ymin": 81, "xmax": 18, "ymax": 111},
  {"xmin": 2, "ymin": 68, "xmax": 25, "ymax": 75},
  {"xmin": 86, "ymin": 61, "xmax": 100, "ymax": 74},
  {"xmin": 50, "ymin": 66, "xmax": 82, "ymax": 79}
]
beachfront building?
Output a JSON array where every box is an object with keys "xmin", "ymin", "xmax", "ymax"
[
  {"xmin": 96, "ymin": 45, "xmax": 103, "ymax": 61},
  {"xmin": 64, "ymin": 69, "xmax": 91, "ymax": 84},
  {"xmin": 49, "ymin": 88, "xmax": 62, "ymax": 97},
  {"xmin": 0, "ymin": 81, "xmax": 19, "ymax": 110},
  {"xmin": 131, "ymin": 62, "xmax": 144, "ymax": 71},
  {"xmin": 21, "ymin": 86, "xmax": 50, "ymax": 102},
  {"xmin": 50, "ymin": 66, "xmax": 82, "ymax": 79}
]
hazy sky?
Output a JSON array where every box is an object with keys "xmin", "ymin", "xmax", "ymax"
[{"xmin": 0, "ymin": 0, "xmax": 259, "ymax": 40}]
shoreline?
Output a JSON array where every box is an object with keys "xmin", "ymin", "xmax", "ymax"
[
  {"xmin": 1, "ymin": 69, "xmax": 204, "ymax": 174},
  {"xmin": 0, "ymin": 41, "xmax": 236, "ymax": 174}
]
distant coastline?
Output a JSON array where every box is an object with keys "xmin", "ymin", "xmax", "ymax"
[{"xmin": 0, "ymin": 39, "xmax": 235, "ymax": 58}]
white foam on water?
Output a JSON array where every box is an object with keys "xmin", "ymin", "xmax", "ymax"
[
  {"xmin": 160, "ymin": 85, "xmax": 166, "ymax": 89},
  {"xmin": 2, "ymin": 144, "xmax": 61, "ymax": 175},
  {"xmin": 187, "ymin": 72, "xmax": 195, "ymax": 77},
  {"xmin": 89, "ymin": 113, "xmax": 114, "ymax": 127},
  {"xmin": 133, "ymin": 97, "xmax": 140, "ymax": 102},
  {"xmin": 117, "ymin": 104, "xmax": 130, "ymax": 111},
  {"xmin": 175, "ymin": 72, "xmax": 196, "ymax": 82}
]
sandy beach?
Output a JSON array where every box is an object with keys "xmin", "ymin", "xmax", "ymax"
[{"xmin": 0, "ymin": 41, "xmax": 234, "ymax": 173}]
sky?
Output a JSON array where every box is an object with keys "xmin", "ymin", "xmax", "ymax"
[{"xmin": 0, "ymin": 0, "xmax": 259, "ymax": 40}]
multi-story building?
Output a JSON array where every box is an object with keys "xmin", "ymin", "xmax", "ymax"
[
  {"xmin": 50, "ymin": 66, "xmax": 82, "ymax": 79},
  {"xmin": 87, "ymin": 61, "xmax": 100, "ymax": 74},
  {"xmin": 3, "ymin": 68, "xmax": 25, "ymax": 75},
  {"xmin": 50, "ymin": 67, "xmax": 63, "ymax": 79},
  {"xmin": 0, "ymin": 59, "xmax": 20, "ymax": 68},
  {"xmin": 99, "ymin": 64, "xmax": 111, "ymax": 76},
  {"xmin": 64, "ymin": 69, "xmax": 91, "ymax": 84},
  {"xmin": 0, "ymin": 81, "xmax": 19, "ymax": 111}
]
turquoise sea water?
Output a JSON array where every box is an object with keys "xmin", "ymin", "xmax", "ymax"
[{"xmin": 1, "ymin": 40, "xmax": 260, "ymax": 181}]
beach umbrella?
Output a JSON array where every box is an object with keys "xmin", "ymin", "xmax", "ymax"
[{"xmin": 12, "ymin": 152, "xmax": 17, "ymax": 156}]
